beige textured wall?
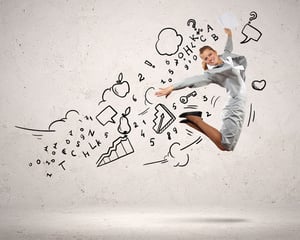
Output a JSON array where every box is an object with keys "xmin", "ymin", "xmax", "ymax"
[{"xmin": 0, "ymin": 0, "xmax": 299, "ymax": 210}]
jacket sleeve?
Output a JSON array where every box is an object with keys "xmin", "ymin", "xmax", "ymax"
[
  {"xmin": 172, "ymin": 74, "xmax": 212, "ymax": 90},
  {"xmin": 223, "ymin": 35, "xmax": 233, "ymax": 56}
]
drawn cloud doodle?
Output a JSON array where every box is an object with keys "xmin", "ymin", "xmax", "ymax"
[
  {"xmin": 155, "ymin": 27, "xmax": 183, "ymax": 56},
  {"xmin": 48, "ymin": 110, "xmax": 81, "ymax": 131},
  {"xmin": 15, "ymin": 109, "xmax": 80, "ymax": 135},
  {"xmin": 144, "ymin": 142, "xmax": 190, "ymax": 167}
]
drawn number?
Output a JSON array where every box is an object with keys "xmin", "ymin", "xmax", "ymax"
[
  {"xmin": 138, "ymin": 73, "xmax": 145, "ymax": 82},
  {"xmin": 150, "ymin": 138, "xmax": 155, "ymax": 146}
]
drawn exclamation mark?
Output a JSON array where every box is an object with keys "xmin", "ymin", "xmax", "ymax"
[{"xmin": 145, "ymin": 60, "xmax": 155, "ymax": 68}]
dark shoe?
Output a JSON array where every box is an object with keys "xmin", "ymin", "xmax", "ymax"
[
  {"xmin": 179, "ymin": 111, "xmax": 202, "ymax": 118},
  {"xmin": 179, "ymin": 119, "xmax": 190, "ymax": 124},
  {"xmin": 179, "ymin": 119, "xmax": 204, "ymax": 133}
]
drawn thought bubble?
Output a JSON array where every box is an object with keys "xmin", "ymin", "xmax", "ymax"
[
  {"xmin": 155, "ymin": 28, "xmax": 183, "ymax": 56},
  {"xmin": 48, "ymin": 110, "xmax": 80, "ymax": 131}
]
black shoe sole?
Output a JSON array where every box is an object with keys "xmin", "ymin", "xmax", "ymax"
[{"xmin": 179, "ymin": 111, "xmax": 202, "ymax": 118}]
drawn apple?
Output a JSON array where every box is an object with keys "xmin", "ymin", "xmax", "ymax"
[{"xmin": 112, "ymin": 72, "xmax": 130, "ymax": 98}]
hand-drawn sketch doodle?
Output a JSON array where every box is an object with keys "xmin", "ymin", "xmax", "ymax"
[
  {"xmin": 18, "ymin": 15, "xmax": 264, "ymax": 176},
  {"xmin": 173, "ymin": 154, "xmax": 190, "ymax": 167},
  {"xmin": 144, "ymin": 141, "xmax": 192, "ymax": 167},
  {"xmin": 98, "ymin": 72, "xmax": 130, "ymax": 105},
  {"xmin": 187, "ymin": 19, "xmax": 218, "ymax": 41},
  {"xmin": 144, "ymin": 87, "xmax": 155, "ymax": 105},
  {"xmin": 96, "ymin": 135, "xmax": 134, "ymax": 167},
  {"xmin": 22, "ymin": 109, "xmax": 106, "ymax": 177},
  {"xmin": 15, "ymin": 126, "xmax": 55, "ymax": 140},
  {"xmin": 189, "ymin": 23, "xmax": 219, "ymax": 42},
  {"xmin": 172, "ymin": 102, "xmax": 177, "ymax": 110},
  {"xmin": 112, "ymin": 72, "xmax": 130, "ymax": 98},
  {"xmin": 143, "ymin": 159, "xmax": 168, "ymax": 166},
  {"xmin": 98, "ymin": 88, "xmax": 111, "ymax": 105},
  {"xmin": 48, "ymin": 110, "xmax": 81, "ymax": 130},
  {"xmin": 15, "ymin": 110, "xmax": 80, "ymax": 135},
  {"xmin": 144, "ymin": 60, "xmax": 155, "ymax": 68},
  {"xmin": 138, "ymin": 107, "xmax": 150, "ymax": 116},
  {"xmin": 252, "ymin": 79, "xmax": 266, "ymax": 91},
  {"xmin": 186, "ymin": 128, "xmax": 194, "ymax": 136},
  {"xmin": 206, "ymin": 112, "xmax": 212, "ymax": 117},
  {"xmin": 180, "ymin": 136, "xmax": 202, "ymax": 151},
  {"xmin": 96, "ymin": 105, "xmax": 117, "ymax": 126},
  {"xmin": 117, "ymin": 107, "xmax": 132, "ymax": 135},
  {"xmin": 184, "ymin": 104, "xmax": 198, "ymax": 110},
  {"xmin": 138, "ymin": 73, "xmax": 145, "ymax": 82},
  {"xmin": 168, "ymin": 142, "xmax": 190, "ymax": 168},
  {"xmin": 156, "ymin": 22, "xmax": 219, "ymax": 79},
  {"xmin": 155, "ymin": 27, "xmax": 183, "ymax": 56},
  {"xmin": 240, "ymin": 11, "xmax": 262, "ymax": 44},
  {"xmin": 152, "ymin": 104, "xmax": 176, "ymax": 134},
  {"xmin": 247, "ymin": 103, "xmax": 256, "ymax": 127},
  {"xmin": 132, "ymin": 95, "xmax": 137, "ymax": 102},
  {"xmin": 211, "ymin": 96, "xmax": 221, "ymax": 108},
  {"xmin": 187, "ymin": 19, "xmax": 199, "ymax": 33},
  {"xmin": 176, "ymin": 42, "xmax": 197, "ymax": 65},
  {"xmin": 179, "ymin": 90, "xmax": 197, "ymax": 104}
]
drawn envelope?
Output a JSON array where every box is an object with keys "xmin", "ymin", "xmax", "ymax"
[{"xmin": 152, "ymin": 104, "xmax": 176, "ymax": 134}]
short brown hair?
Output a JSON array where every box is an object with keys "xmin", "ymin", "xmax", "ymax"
[
  {"xmin": 199, "ymin": 46, "xmax": 216, "ymax": 70},
  {"xmin": 199, "ymin": 45, "xmax": 216, "ymax": 55}
]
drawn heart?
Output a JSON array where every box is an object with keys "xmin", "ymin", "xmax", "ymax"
[{"xmin": 252, "ymin": 79, "xmax": 266, "ymax": 91}]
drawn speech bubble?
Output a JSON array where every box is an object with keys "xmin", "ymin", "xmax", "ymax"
[
  {"xmin": 240, "ymin": 24, "xmax": 262, "ymax": 44},
  {"xmin": 96, "ymin": 106, "xmax": 117, "ymax": 126}
]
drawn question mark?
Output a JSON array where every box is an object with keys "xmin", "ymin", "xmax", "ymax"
[
  {"xmin": 187, "ymin": 19, "xmax": 197, "ymax": 30},
  {"xmin": 240, "ymin": 11, "xmax": 262, "ymax": 44},
  {"xmin": 248, "ymin": 11, "xmax": 257, "ymax": 23}
]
